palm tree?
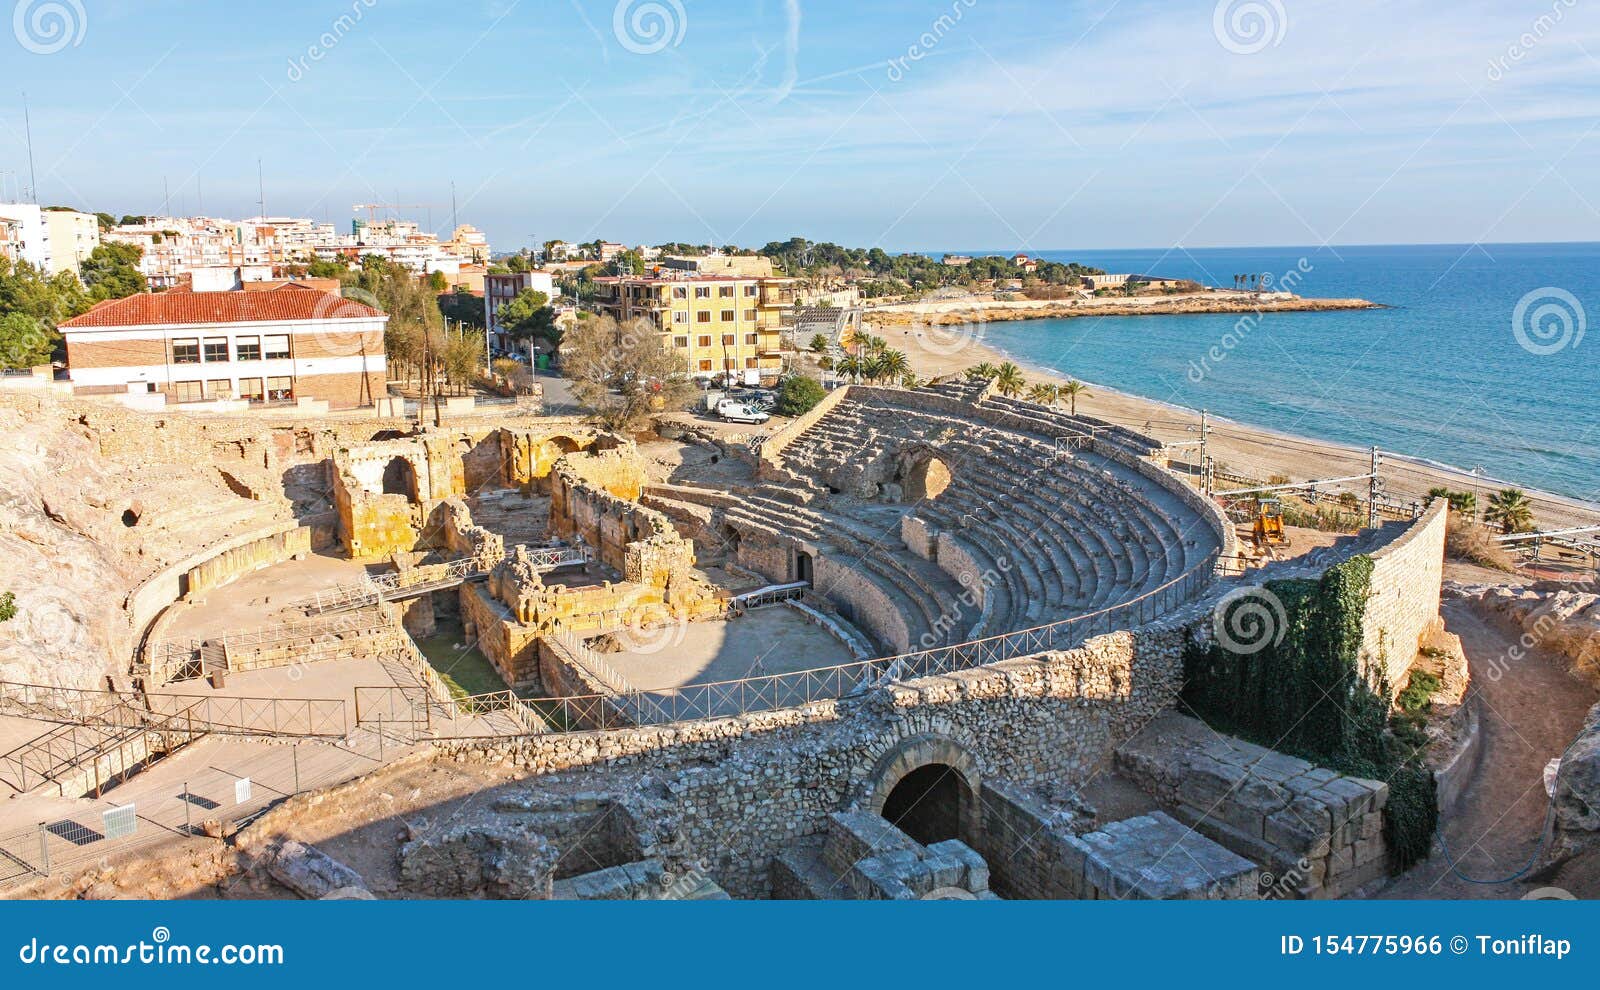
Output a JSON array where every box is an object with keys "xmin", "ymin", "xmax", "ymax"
[
  {"xmin": 966, "ymin": 362, "xmax": 999, "ymax": 381},
  {"xmin": 877, "ymin": 349, "xmax": 910, "ymax": 382},
  {"xmin": 1060, "ymin": 379, "xmax": 1091, "ymax": 416},
  {"xmin": 994, "ymin": 362, "xmax": 1025, "ymax": 398},
  {"xmin": 901, "ymin": 372, "xmax": 924, "ymax": 389},
  {"xmin": 835, "ymin": 355, "xmax": 863, "ymax": 382},
  {"xmin": 1485, "ymin": 489, "xmax": 1535, "ymax": 534},
  {"xmin": 1027, "ymin": 382, "xmax": 1060, "ymax": 406}
]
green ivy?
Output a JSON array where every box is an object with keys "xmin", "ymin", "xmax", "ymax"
[{"xmin": 1181, "ymin": 554, "xmax": 1438, "ymax": 875}]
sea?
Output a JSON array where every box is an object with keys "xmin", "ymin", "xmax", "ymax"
[{"xmin": 940, "ymin": 243, "xmax": 1598, "ymax": 502}]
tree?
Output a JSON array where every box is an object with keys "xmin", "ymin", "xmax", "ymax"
[
  {"xmin": 564, "ymin": 316, "xmax": 696, "ymax": 432},
  {"xmin": 78, "ymin": 243, "xmax": 147, "ymax": 300},
  {"xmin": 493, "ymin": 357, "xmax": 533, "ymax": 394},
  {"xmin": 965, "ymin": 362, "xmax": 998, "ymax": 381},
  {"xmin": 497, "ymin": 288, "xmax": 559, "ymax": 349},
  {"xmin": 613, "ymin": 250, "xmax": 646, "ymax": 276},
  {"xmin": 427, "ymin": 271, "xmax": 449, "ymax": 292},
  {"xmin": 442, "ymin": 329, "xmax": 485, "ymax": 395},
  {"xmin": 874, "ymin": 349, "xmax": 909, "ymax": 383},
  {"xmin": 993, "ymin": 362, "xmax": 1025, "ymax": 397},
  {"xmin": 1428, "ymin": 487, "xmax": 1477, "ymax": 516},
  {"xmin": 1484, "ymin": 489, "xmax": 1535, "ymax": 535},
  {"xmin": 1060, "ymin": 379, "xmax": 1091, "ymax": 416},
  {"xmin": 507, "ymin": 253, "xmax": 531, "ymax": 273},
  {"xmin": 773, "ymin": 375, "xmax": 826, "ymax": 417},
  {"xmin": 1027, "ymin": 382, "xmax": 1060, "ymax": 405},
  {"xmin": 0, "ymin": 312, "xmax": 55, "ymax": 370},
  {"xmin": 808, "ymin": 333, "xmax": 829, "ymax": 356},
  {"xmin": 0, "ymin": 591, "xmax": 14, "ymax": 624},
  {"xmin": 438, "ymin": 289, "xmax": 486, "ymax": 330}
]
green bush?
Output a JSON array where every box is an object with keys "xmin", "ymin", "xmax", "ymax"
[
  {"xmin": 773, "ymin": 375, "xmax": 826, "ymax": 417},
  {"xmin": 1182, "ymin": 555, "xmax": 1438, "ymax": 874}
]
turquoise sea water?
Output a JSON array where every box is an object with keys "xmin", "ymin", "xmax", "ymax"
[{"xmin": 946, "ymin": 244, "xmax": 1597, "ymax": 500}]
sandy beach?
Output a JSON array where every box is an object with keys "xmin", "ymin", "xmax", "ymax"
[{"xmin": 870, "ymin": 321, "xmax": 1600, "ymax": 536}]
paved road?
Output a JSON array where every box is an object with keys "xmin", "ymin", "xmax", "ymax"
[{"xmin": 535, "ymin": 369, "xmax": 583, "ymax": 417}]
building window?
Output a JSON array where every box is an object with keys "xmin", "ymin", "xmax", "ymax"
[
  {"xmin": 723, "ymin": 358, "xmax": 736, "ymax": 370},
  {"xmin": 697, "ymin": 335, "xmax": 712, "ymax": 348},
  {"xmin": 743, "ymin": 310, "xmax": 757, "ymax": 322},
  {"xmin": 698, "ymin": 359, "xmax": 713, "ymax": 372},
  {"xmin": 694, "ymin": 286, "xmax": 711, "ymax": 299},
  {"xmin": 673, "ymin": 286, "xmax": 688, "ymax": 299},
  {"xmin": 173, "ymin": 380, "xmax": 204, "ymax": 402},
  {"xmin": 172, "ymin": 338, "xmax": 200, "ymax": 364},
  {"xmin": 239, "ymin": 378, "xmax": 264, "ymax": 403},
  {"xmin": 744, "ymin": 284, "xmax": 758, "ymax": 297},
  {"xmin": 718, "ymin": 286, "xmax": 734, "ymax": 298},
  {"xmin": 720, "ymin": 310, "xmax": 735, "ymax": 322},
  {"xmin": 721, "ymin": 334, "xmax": 735, "ymax": 346},
  {"xmin": 207, "ymin": 379, "xmax": 231, "ymax": 398},
  {"xmin": 266, "ymin": 376, "xmax": 294, "ymax": 401},
  {"xmin": 263, "ymin": 335, "xmax": 291, "ymax": 360},
  {"xmin": 672, "ymin": 311, "xmax": 688, "ymax": 324},
  {"xmin": 203, "ymin": 337, "xmax": 229, "ymax": 363},
  {"xmin": 746, "ymin": 358, "xmax": 759, "ymax": 368},
  {"xmin": 673, "ymin": 336, "xmax": 689, "ymax": 349},
  {"xmin": 696, "ymin": 311, "xmax": 711, "ymax": 323},
  {"xmin": 236, "ymin": 336, "xmax": 261, "ymax": 361},
  {"xmin": 745, "ymin": 333, "xmax": 758, "ymax": 345}
]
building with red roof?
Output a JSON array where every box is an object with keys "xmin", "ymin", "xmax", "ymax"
[{"xmin": 59, "ymin": 283, "xmax": 389, "ymax": 409}]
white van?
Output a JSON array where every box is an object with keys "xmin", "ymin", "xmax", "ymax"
[{"xmin": 716, "ymin": 399, "xmax": 770, "ymax": 424}]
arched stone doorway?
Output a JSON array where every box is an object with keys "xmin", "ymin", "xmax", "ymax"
[
  {"xmin": 862, "ymin": 733, "xmax": 981, "ymax": 848},
  {"xmin": 795, "ymin": 549, "xmax": 814, "ymax": 584},
  {"xmin": 381, "ymin": 456, "xmax": 418, "ymax": 499},
  {"xmin": 895, "ymin": 450, "xmax": 952, "ymax": 503},
  {"xmin": 880, "ymin": 764, "xmax": 971, "ymax": 845}
]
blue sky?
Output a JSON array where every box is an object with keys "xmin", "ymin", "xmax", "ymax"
[{"xmin": 3, "ymin": 0, "xmax": 1598, "ymax": 252}]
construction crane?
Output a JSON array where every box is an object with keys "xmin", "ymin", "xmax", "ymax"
[{"xmin": 351, "ymin": 203, "xmax": 444, "ymax": 223}]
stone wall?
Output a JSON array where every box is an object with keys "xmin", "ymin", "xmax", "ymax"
[
  {"xmin": 434, "ymin": 622, "xmax": 1185, "ymax": 896},
  {"xmin": 1362, "ymin": 499, "xmax": 1448, "ymax": 688},
  {"xmin": 1116, "ymin": 713, "xmax": 1390, "ymax": 898},
  {"xmin": 460, "ymin": 583, "xmax": 541, "ymax": 687},
  {"xmin": 756, "ymin": 383, "xmax": 853, "ymax": 470}
]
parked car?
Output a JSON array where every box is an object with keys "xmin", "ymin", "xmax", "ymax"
[{"xmin": 716, "ymin": 399, "xmax": 770, "ymax": 424}]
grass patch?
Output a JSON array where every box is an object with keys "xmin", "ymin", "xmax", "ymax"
[{"xmin": 413, "ymin": 632, "xmax": 507, "ymax": 699}]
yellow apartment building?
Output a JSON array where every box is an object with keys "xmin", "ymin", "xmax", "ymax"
[{"xmin": 592, "ymin": 274, "xmax": 797, "ymax": 381}]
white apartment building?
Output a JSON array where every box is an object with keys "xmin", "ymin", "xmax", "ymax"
[
  {"xmin": 484, "ymin": 270, "xmax": 556, "ymax": 351},
  {"xmin": 0, "ymin": 203, "xmax": 51, "ymax": 271}
]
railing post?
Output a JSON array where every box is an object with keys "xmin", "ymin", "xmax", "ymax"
[{"xmin": 37, "ymin": 823, "xmax": 49, "ymax": 877}]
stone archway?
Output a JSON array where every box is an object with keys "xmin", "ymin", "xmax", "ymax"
[
  {"xmin": 888, "ymin": 448, "xmax": 952, "ymax": 503},
  {"xmin": 862, "ymin": 733, "xmax": 981, "ymax": 848},
  {"xmin": 381, "ymin": 456, "xmax": 419, "ymax": 499}
]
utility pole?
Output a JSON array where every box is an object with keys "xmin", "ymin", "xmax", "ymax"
[
  {"xmin": 1368, "ymin": 446, "xmax": 1382, "ymax": 529},
  {"xmin": 1200, "ymin": 408, "xmax": 1210, "ymax": 495},
  {"xmin": 257, "ymin": 159, "xmax": 266, "ymax": 218},
  {"xmin": 22, "ymin": 92, "xmax": 38, "ymax": 203},
  {"xmin": 451, "ymin": 180, "xmax": 458, "ymax": 232}
]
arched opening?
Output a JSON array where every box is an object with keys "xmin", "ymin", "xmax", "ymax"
[
  {"xmin": 880, "ymin": 763, "xmax": 970, "ymax": 846},
  {"xmin": 902, "ymin": 454, "xmax": 952, "ymax": 503},
  {"xmin": 795, "ymin": 550, "xmax": 814, "ymax": 585},
  {"xmin": 718, "ymin": 523, "xmax": 742, "ymax": 561},
  {"xmin": 381, "ymin": 456, "xmax": 418, "ymax": 499}
]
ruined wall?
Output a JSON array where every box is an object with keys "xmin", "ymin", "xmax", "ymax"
[
  {"xmin": 460, "ymin": 584, "xmax": 542, "ymax": 687},
  {"xmin": 549, "ymin": 448, "xmax": 696, "ymax": 586},
  {"xmin": 435, "ymin": 622, "xmax": 1186, "ymax": 896},
  {"xmin": 1362, "ymin": 499, "xmax": 1448, "ymax": 688}
]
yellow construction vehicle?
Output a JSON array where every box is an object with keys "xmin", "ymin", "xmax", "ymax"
[{"xmin": 1253, "ymin": 498, "xmax": 1287, "ymax": 548}]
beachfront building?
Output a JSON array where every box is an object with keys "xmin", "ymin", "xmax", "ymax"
[
  {"xmin": 59, "ymin": 282, "xmax": 387, "ymax": 408},
  {"xmin": 0, "ymin": 204, "xmax": 51, "ymax": 271},
  {"xmin": 661, "ymin": 253, "xmax": 775, "ymax": 278},
  {"xmin": 592, "ymin": 273, "xmax": 797, "ymax": 382},
  {"xmin": 942, "ymin": 254, "xmax": 973, "ymax": 266}
]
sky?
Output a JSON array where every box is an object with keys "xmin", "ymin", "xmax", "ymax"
[{"xmin": 2, "ymin": 0, "xmax": 1598, "ymax": 253}]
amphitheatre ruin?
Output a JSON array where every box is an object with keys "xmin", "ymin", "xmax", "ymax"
[{"xmin": 0, "ymin": 374, "xmax": 1596, "ymax": 902}]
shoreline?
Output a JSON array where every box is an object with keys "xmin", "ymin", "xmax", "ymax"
[{"xmin": 869, "ymin": 322, "xmax": 1600, "ymax": 533}]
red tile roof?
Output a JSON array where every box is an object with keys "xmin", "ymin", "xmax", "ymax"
[{"xmin": 60, "ymin": 284, "xmax": 386, "ymax": 330}]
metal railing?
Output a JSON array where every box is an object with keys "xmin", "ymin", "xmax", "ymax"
[
  {"xmin": 0, "ymin": 681, "xmax": 347, "ymax": 739},
  {"xmin": 0, "ymin": 703, "xmax": 207, "ymax": 797},
  {"xmin": 427, "ymin": 551, "xmax": 1221, "ymax": 738}
]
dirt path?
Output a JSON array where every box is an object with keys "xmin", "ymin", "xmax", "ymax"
[{"xmin": 1382, "ymin": 599, "xmax": 1598, "ymax": 898}]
